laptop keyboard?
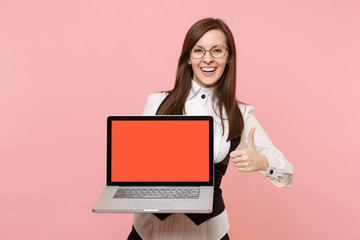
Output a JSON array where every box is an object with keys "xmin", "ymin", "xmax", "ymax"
[{"xmin": 113, "ymin": 188, "xmax": 200, "ymax": 199}]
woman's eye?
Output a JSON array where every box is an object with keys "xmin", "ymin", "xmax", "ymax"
[
  {"xmin": 212, "ymin": 48, "xmax": 223, "ymax": 53},
  {"xmin": 194, "ymin": 48, "xmax": 204, "ymax": 53}
]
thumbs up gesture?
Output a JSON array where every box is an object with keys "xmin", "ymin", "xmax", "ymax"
[{"xmin": 230, "ymin": 127, "xmax": 269, "ymax": 172}]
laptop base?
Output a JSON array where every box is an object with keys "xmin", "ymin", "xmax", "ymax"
[{"xmin": 92, "ymin": 186, "xmax": 214, "ymax": 213}]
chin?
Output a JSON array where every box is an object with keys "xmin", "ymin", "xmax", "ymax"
[{"xmin": 200, "ymin": 78, "xmax": 219, "ymax": 87}]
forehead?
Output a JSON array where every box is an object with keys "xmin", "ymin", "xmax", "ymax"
[{"xmin": 195, "ymin": 29, "xmax": 227, "ymax": 48}]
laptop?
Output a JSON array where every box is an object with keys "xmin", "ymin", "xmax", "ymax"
[{"xmin": 92, "ymin": 115, "xmax": 214, "ymax": 213}]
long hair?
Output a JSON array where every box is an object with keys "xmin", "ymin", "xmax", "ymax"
[{"xmin": 157, "ymin": 18, "xmax": 244, "ymax": 141}]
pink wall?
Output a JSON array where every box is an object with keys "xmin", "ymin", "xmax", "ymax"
[{"xmin": 1, "ymin": 0, "xmax": 359, "ymax": 239}]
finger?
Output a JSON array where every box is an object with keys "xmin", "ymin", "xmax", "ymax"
[
  {"xmin": 236, "ymin": 165, "xmax": 257, "ymax": 172},
  {"xmin": 236, "ymin": 167, "xmax": 252, "ymax": 173},
  {"xmin": 231, "ymin": 157, "xmax": 247, "ymax": 163},
  {"xmin": 230, "ymin": 149, "xmax": 247, "ymax": 158},
  {"xmin": 247, "ymin": 127, "xmax": 256, "ymax": 149},
  {"xmin": 234, "ymin": 161, "xmax": 249, "ymax": 168}
]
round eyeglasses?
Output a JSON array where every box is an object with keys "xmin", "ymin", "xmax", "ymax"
[{"xmin": 189, "ymin": 46, "xmax": 229, "ymax": 59}]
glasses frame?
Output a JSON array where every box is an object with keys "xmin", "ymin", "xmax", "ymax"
[{"xmin": 189, "ymin": 45, "xmax": 229, "ymax": 59}]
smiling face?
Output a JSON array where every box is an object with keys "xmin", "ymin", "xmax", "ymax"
[{"xmin": 188, "ymin": 29, "xmax": 229, "ymax": 88}]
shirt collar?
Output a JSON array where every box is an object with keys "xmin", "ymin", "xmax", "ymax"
[{"xmin": 188, "ymin": 80, "xmax": 217, "ymax": 100}]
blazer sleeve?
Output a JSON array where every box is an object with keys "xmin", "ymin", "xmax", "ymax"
[
  {"xmin": 238, "ymin": 103, "xmax": 294, "ymax": 188},
  {"xmin": 142, "ymin": 92, "xmax": 168, "ymax": 116}
]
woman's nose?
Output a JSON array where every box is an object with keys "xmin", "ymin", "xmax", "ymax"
[{"xmin": 202, "ymin": 51, "xmax": 214, "ymax": 64}]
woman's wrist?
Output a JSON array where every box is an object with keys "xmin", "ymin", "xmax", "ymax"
[{"xmin": 261, "ymin": 154, "xmax": 270, "ymax": 171}]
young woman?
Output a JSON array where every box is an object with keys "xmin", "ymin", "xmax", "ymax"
[{"xmin": 128, "ymin": 18, "xmax": 294, "ymax": 240}]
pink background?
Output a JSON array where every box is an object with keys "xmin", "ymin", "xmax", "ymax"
[{"xmin": 1, "ymin": 0, "xmax": 359, "ymax": 239}]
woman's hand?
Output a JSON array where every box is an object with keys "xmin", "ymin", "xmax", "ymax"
[{"xmin": 230, "ymin": 127, "xmax": 269, "ymax": 172}]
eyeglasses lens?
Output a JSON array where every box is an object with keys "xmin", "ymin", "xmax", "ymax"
[{"xmin": 190, "ymin": 47, "xmax": 227, "ymax": 59}]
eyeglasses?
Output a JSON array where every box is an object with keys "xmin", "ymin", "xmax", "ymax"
[{"xmin": 189, "ymin": 46, "xmax": 229, "ymax": 59}]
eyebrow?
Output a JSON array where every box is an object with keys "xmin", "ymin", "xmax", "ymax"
[{"xmin": 194, "ymin": 44, "xmax": 227, "ymax": 49}]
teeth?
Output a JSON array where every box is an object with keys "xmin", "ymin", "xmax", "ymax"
[{"xmin": 201, "ymin": 67, "xmax": 216, "ymax": 72}]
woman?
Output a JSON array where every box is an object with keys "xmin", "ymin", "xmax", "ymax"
[{"xmin": 128, "ymin": 18, "xmax": 294, "ymax": 240}]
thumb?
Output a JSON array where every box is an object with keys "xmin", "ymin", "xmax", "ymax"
[{"xmin": 247, "ymin": 127, "xmax": 256, "ymax": 149}]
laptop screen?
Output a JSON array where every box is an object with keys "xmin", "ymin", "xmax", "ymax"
[{"xmin": 107, "ymin": 116, "xmax": 213, "ymax": 186}]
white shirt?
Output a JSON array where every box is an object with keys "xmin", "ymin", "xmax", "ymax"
[{"xmin": 133, "ymin": 80, "xmax": 294, "ymax": 240}]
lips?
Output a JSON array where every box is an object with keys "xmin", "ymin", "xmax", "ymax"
[
  {"xmin": 200, "ymin": 66, "xmax": 217, "ymax": 76},
  {"xmin": 200, "ymin": 67, "xmax": 217, "ymax": 72}
]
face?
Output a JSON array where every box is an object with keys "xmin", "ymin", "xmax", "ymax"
[{"xmin": 188, "ymin": 29, "xmax": 229, "ymax": 88}]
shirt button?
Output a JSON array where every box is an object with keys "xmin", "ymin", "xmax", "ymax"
[
  {"xmin": 201, "ymin": 94, "xmax": 206, "ymax": 99},
  {"xmin": 270, "ymin": 169, "xmax": 274, "ymax": 175}
]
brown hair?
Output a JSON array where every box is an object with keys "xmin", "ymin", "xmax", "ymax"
[{"xmin": 157, "ymin": 18, "xmax": 244, "ymax": 141}]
